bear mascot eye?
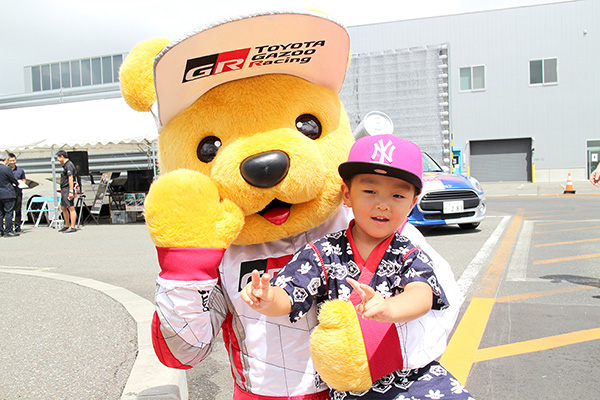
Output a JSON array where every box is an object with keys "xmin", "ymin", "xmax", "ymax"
[
  {"xmin": 295, "ymin": 114, "xmax": 322, "ymax": 140},
  {"xmin": 197, "ymin": 136, "xmax": 222, "ymax": 163}
]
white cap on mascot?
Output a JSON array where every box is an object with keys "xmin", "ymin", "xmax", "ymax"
[{"xmin": 151, "ymin": 10, "xmax": 351, "ymax": 129}]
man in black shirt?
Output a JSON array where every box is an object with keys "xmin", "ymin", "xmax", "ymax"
[
  {"xmin": 56, "ymin": 150, "xmax": 77, "ymax": 233},
  {"xmin": 0, "ymin": 156, "xmax": 19, "ymax": 237}
]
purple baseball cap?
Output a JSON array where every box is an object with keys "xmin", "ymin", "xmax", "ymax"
[{"xmin": 338, "ymin": 134, "xmax": 423, "ymax": 193}]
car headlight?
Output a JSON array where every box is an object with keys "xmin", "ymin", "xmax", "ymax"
[{"xmin": 468, "ymin": 176, "xmax": 483, "ymax": 192}]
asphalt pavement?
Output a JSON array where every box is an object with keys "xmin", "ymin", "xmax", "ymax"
[
  {"xmin": 0, "ymin": 265, "xmax": 187, "ymax": 400},
  {"xmin": 480, "ymin": 179, "xmax": 599, "ymax": 197},
  {"xmin": 0, "ymin": 179, "xmax": 598, "ymax": 400},
  {"xmin": 0, "ymin": 222, "xmax": 188, "ymax": 400}
]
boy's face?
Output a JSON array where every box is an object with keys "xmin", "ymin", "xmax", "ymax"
[{"xmin": 341, "ymin": 173, "xmax": 418, "ymax": 243}]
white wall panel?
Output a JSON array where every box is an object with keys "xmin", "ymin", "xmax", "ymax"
[{"xmin": 346, "ymin": 0, "xmax": 599, "ymax": 179}]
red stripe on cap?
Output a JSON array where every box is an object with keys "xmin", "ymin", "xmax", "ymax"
[{"xmin": 156, "ymin": 247, "xmax": 224, "ymax": 280}]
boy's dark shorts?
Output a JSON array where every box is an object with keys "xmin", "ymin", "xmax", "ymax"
[{"xmin": 60, "ymin": 187, "xmax": 75, "ymax": 207}]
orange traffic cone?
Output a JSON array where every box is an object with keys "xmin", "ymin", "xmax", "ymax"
[{"xmin": 563, "ymin": 173, "xmax": 576, "ymax": 194}]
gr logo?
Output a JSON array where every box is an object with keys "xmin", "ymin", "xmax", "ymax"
[
  {"xmin": 238, "ymin": 254, "xmax": 293, "ymax": 291},
  {"xmin": 182, "ymin": 48, "xmax": 250, "ymax": 83}
]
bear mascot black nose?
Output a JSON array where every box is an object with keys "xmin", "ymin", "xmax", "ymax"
[{"xmin": 240, "ymin": 151, "xmax": 290, "ymax": 188}]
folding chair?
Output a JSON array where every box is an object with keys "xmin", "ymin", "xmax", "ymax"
[
  {"xmin": 76, "ymin": 194, "xmax": 99, "ymax": 227},
  {"xmin": 23, "ymin": 196, "xmax": 62, "ymax": 227}
]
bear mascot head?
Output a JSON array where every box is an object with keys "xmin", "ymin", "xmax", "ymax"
[
  {"xmin": 120, "ymin": 10, "xmax": 461, "ymax": 399},
  {"xmin": 120, "ymin": 11, "xmax": 354, "ymax": 247}
]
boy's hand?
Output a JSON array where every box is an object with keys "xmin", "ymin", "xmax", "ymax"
[
  {"xmin": 591, "ymin": 168, "xmax": 600, "ymax": 187},
  {"xmin": 241, "ymin": 270, "xmax": 274, "ymax": 310},
  {"xmin": 347, "ymin": 278, "xmax": 393, "ymax": 323}
]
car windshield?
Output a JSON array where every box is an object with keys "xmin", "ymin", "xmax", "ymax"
[{"xmin": 423, "ymin": 152, "xmax": 444, "ymax": 172}]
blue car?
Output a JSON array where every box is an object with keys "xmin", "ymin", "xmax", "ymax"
[{"xmin": 409, "ymin": 153, "xmax": 486, "ymax": 229}]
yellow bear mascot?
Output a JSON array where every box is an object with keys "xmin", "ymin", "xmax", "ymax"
[{"xmin": 120, "ymin": 10, "xmax": 462, "ymax": 400}]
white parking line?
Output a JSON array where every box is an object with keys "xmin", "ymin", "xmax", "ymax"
[
  {"xmin": 506, "ymin": 220, "xmax": 536, "ymax": 281},
  {"xmin": 457, "ymin": 216, "xmax": 511, "ymax": 296}
]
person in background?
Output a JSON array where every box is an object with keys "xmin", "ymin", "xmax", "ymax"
[
  {"xmin": 56, "ymin": 150, "xmax": 77, "ymax": 233},
  {"xmin": 7, "ymin": 152, "xmax": 26, "ymax": 232},
  {"xmin": 590, "ymin": 164, "xmax": 600, "ymax": 187},
  {"xmin": 0, "ymin": 157, "xmax": 19, "ymax": 237}
]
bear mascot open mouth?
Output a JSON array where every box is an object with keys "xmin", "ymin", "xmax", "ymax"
[{"xmin": 258, "ymin": 199, "xmax": 292, "ymax": 225}]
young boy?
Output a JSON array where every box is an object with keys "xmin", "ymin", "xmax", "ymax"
[{"xmin": 241, "ymin": 134, "xmax": 472, "ymax": 399}]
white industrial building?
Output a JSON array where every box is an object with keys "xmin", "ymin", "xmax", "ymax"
[
  {"xmin": 346, "ymin": 0, "xmax": 599, "ymax": 182},
  {"xmin": 1, "ymin": 0, "xmax": 597, "ymax": 182}
]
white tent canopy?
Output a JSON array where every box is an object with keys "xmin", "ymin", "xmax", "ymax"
[
  {"xmin": 0, "ymin": 98, "xmax": 159, "ymax": 224},
  {"xmin": 0, "ymin": 97, "xmax": 158, "ymax": 151}
]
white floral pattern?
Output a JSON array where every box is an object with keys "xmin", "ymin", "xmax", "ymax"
[
  {"xmin": 329, "ymin": 362, "xmax": 473, "ymax": 400},
  {"xmin": 424, "ymin": 389, "xmax": 445, "ymax": 399},
  {"xmin": 274, "ymin": 230, "xmax": 448, "ymax": 324}
]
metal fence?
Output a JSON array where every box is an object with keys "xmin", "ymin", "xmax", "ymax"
[
  {"xmin": 14, "ymin": 150, "xmax": 155, "ymax": 175},
  {"xmin": 340, "ymin": 44, "xmax": 451, "ymax": 168}
]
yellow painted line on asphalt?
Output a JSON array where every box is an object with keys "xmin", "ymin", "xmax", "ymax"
[
  {"xmin": 487, "ymin": 193, "xmax": 600, "ymax": 198},
  {"xmin": 439, "ymin": 298, "xmax": 495, "ymax": 385},
  {"xmin": 535, "ymin": 225, "xmax": 600, "ymax": 234},
  {"xmin": 535, "ymin": 238, "xmax": 600, "ymax": 247},
  {"xmin": 537, "ymin": 220, "xmax": 600, "ymax": 226},
  {"xmin": 524, "ymin": 215, "xmax": 600, "ymax": 220},
  {"xmin": 442, "ymin": 208, "xmax": 600, "ymax": 385},
  {"xmin": 440, "ymin": 210, "xmax": 524, "ymax": 385},
  {"xmin": 524, "ymin": 214, "xmax": 563, "ymax": 220},
  {"xmin": 475, "ymin": 210, "xmax": 524, "ymax": 298},
  {"xmin": 525, "ymin": 213, "xmax": 599, "ymax": 220},
  {"xmin": 534, "ymin": 253, "xmax": 600, "ymax": 265},
  {"xmin": 523, "ymin": 210, "xmax": 562, "ymax": 215},
  {"xmin": 526, "ymin": 214, "xmax": 600, "ymax": 220},
  {"xmin": 474, "ymin": 328, "xmax": 600, "ymax": 363},
  {"xmin": 495, "ymin": 286, "xmax": 593, "ymax": 303}
]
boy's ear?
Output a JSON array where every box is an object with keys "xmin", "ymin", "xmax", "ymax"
[
  {"xmin": 411, "ymin": 194, "xmax": 418, "ymax": 209},
  {"xmin": 341, "ymin": 182, "xmax": 352, "ymax": 207}
]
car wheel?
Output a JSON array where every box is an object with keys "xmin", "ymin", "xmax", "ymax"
[{"xmin": 459, "ymin": 222, "xmax": 480, "ymax": 230}]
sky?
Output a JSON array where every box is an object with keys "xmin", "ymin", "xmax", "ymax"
[{"xmin": 1, "ymin": 0, "xmax": 571, "ymax": 95}]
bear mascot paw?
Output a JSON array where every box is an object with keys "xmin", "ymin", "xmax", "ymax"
[{"xmin": 310, "ymin": 299, "xmax": 372, "ymax": 392}]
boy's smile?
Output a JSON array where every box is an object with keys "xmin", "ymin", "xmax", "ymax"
[{"xmin": 342, "ymin": 173, "xmax": 417, "ymax": 250}]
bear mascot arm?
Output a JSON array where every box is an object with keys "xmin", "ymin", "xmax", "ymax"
[{"xmin": 120, "ymin": 38, "xmax": 246, "ymax": 369}]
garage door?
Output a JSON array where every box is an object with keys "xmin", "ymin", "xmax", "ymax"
[{"xmin": 470, "ymin": 138, "xmax": 532, "ymax": 182}]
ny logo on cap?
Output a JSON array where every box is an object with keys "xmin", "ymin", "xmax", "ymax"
[{"xmin": 371, "ymin": 139, "xmax": 396, "ymax": 164}]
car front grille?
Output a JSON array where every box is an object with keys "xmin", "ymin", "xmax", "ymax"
[
  {"xmin": 423, "ymin": 211, "xmax": 476, "ymax": 220},
  {"xmin": 420, "ymin": 190, "xmax": 481, "ymax": 211}
]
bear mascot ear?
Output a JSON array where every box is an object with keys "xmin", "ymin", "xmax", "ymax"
[{"xmin": 119, "ymin": 38, "xmax": 171, "ymax": 112}]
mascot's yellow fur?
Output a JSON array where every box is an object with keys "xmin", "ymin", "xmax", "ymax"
[{"xmin": 119, "ymin": 12, "xmax": 372, "ymax": 394}]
